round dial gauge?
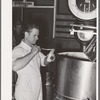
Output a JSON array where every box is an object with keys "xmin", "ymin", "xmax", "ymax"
[{"xmin": 68, "ymin": 0, "xmax": 97, "ymax": 20}]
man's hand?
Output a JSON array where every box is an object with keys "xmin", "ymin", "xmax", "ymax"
[
  {"xmin": 31, "ymin": 45, "xmax": 41, "ymax": 54},
  {"xmin": 47, "ymin": 49, "xmax": 55, "ymax": 62}
]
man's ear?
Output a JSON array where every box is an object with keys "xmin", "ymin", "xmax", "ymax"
[{"xmin": 25, "ymin": 32, "xmax": 29, "ymax": 38}]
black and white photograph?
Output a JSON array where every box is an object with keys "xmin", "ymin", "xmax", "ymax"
[{"xmin": 1, "ymin": 0, "xmax": 99, "ymax": 100}]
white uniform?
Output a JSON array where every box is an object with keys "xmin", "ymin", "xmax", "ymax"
[{"xmin": 12, "ymin": 41, "xmax": 46, "ymax": 100}]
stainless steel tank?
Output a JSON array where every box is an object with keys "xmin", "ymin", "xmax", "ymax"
[{"xmin": 55, "ymin": 52, "xmax": 96, "ymax": 100}]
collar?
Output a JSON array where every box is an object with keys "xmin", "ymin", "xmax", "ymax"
[{"xmin": 19, "ymin": 40, "xmax": 32, "ymax": 52}]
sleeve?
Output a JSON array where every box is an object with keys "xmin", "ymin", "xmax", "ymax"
[
  {"xmin": 12, "ymin": 47, "xmax": 25, "ymax": 63},
  {"xmin": 38, "ymin": 52, "xmax": 46, "ymax": 67}
]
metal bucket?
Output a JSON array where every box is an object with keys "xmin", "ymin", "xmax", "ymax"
[{"xmin": 55, "ymin": 52, "xmax": 96, "ymax": 100}]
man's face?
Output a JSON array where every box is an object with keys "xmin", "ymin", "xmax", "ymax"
[
  {"xmin": 15, "ymin": 25, "xmax": 22, "ymax": 35},
  {"xmin": 26, "ymin": 28, "xmax": 39, "ymax": 45}
]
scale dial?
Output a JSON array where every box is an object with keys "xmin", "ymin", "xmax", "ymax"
[{"xmin": 68, "ymin": 0, "xmax": 97, "ymax": 20}]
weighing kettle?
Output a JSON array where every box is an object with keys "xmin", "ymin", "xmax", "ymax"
[{"xmin": 55, "ymin": 52, "xmax": 96, "ymax": 100}]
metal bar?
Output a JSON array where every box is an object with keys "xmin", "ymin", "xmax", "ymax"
[
  {"xmin": 70, "ymin": 29, "xmax": 96, "ymax": 35},
  {"xmin": 70, "ymin": 24, "xmax": 97, "ymax": 29},
  {"xmin": 53, "ymin": 0, "xmax": 57, "ymax": 38},
  {"xmin": 41, "ymin": 48, "xmax": 53, "ymax": 51}
]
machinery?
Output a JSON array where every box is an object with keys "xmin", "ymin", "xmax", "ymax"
[{"xmin": 55, "ymin": 0, "xmax": 97, "ymax": 100}]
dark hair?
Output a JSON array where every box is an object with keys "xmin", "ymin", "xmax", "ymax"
[
  {"xmin": 24, "ymin": 24, "xmax": 39, "ymax": 33},
  {"xmin": 14, "ymin": 20, "xmax": 22, "ymax": 27}
]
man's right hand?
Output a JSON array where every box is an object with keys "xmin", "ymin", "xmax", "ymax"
[{"xmin": 31, "ymin": 45, "xmax": 41, "ymax": 54}]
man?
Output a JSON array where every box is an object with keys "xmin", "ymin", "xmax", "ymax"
[
  {"xmin": 13, "ymin": 20, "xmax": 24, "ymax": 47},
  {"xmin": 12, "ymin": 24, "xmax": 55, "ymax": 100}
]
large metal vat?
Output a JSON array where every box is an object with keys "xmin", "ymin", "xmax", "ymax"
[{"xmin": 55, "ymin": 52, "xmax": 96, "ymax": 100}]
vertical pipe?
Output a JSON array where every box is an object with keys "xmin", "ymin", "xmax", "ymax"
[
  {"xmin": 53, "ymin": 0, "xmax": 57, "ymax": 38},
  {"xmin": 21, "ymin": 7, "xmax": 23, "ymax": 22}
]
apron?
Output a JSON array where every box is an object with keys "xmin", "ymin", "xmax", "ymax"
[{"xmin": 15, "ymin": 75, "xmax": 42, "ymax": 100}]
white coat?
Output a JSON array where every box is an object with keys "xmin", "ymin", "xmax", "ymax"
[{"xmin": 12, "ymin": 41, "xmax": 46, "ymax": 100}]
